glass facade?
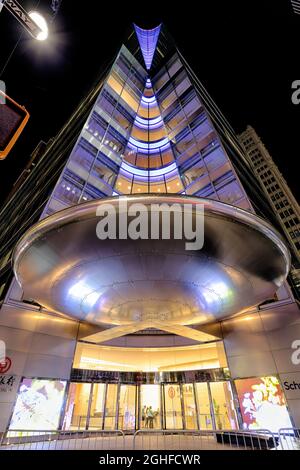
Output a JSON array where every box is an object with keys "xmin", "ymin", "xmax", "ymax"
[
  {"xmin": 62, "ymin": 379, "xmax": 237, "ymax": 432},
  {"xmin": 40, "ymin": 28, "xmax": 252, "ymax": 220}
]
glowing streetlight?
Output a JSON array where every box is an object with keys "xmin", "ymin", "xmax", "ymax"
[
  {"xmin": 28, "ymin": 11, "xmax": 48, "ymax": 41},
  {"xmin": 1, "ymin": 0, "xmax": 49, "ymax": 41}
]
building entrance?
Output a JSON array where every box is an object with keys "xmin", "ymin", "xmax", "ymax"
[{"xmin": 62, "ymin": 380, "xmax": 238, "ymax": 432}]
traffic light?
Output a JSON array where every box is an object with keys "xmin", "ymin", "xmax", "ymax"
[{"xmin": 0, "ymin": 90, "xmax": 30, "ymax": 160}]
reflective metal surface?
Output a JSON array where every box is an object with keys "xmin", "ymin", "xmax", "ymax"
[{"xmin": 13, "ymin": 195, "xmax": 290, "ymax": 334}]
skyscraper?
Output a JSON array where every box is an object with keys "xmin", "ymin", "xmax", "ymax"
[
  {"xmin": 0, "ymin": 24, "xmax": 299, "ymax": 439},
  {"xmin": 239, "ymin": 126, "xmax": 300, "ymax": 298},
  {"xmin": 239, "ymin": 126, "xmax": 300, "ymax": 263}
]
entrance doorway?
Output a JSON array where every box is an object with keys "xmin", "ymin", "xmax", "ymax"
[
  {"xmin": 62, "ymin": 380, "xmax": 238, "ymax": 431},
  {"xmin": 140, "ymin": 384, "xmax": 161, "ymax": 429},
  {"xmin": 164, "ymin": 384, "xmax": 183, "ymax": 429}
]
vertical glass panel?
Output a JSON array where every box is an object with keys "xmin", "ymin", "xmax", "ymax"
[
  {"xmin": 204, "ymin": 148, "xmax": 227, "ymax": 171},
  {"xmin": 131, "ymin": 180, "xmax": 148, "ymax": 194},
  {"xmin": 88, "ymin": 383, "xmax": 106, "ymax": 430},
  {"xmin": 160, "ymin": 90, "xmax": 177, "ymax": 112},
  {"xmin": 118, "ymin": 385, "xmax": 136, "ymax": 430},
  {"xmin": 55, "ymin": 178, "xmax": 82, "ymax": 205},
  {"xmin": 113, "ymin": 106, "xmax": 132, "ymax": 131},
  {"xmin": 210, "ymin": 381, "xmax": 238, "ymax": 430},
  {"xmin": 182, "ymin": 158, "xmax": 206, "ymax": 186},
  {"xmin": 149, "ymin": 179, "xmax": 167, "ymax": 194},
  {"xmin": 167, "ymin": 56, "xmax": 182, "ymax": 77},
  {"xmin": 164, "ymin": 384, "xmax": 183, "ymax": 429},
  {"xmin": 63, "ymin": 383, "xmax": 91, "ymax": 430},
  {"xmin": 115, "ymin": 173, "xmax": 133, "ymax": 194},
  {"xmin": 182, "ymin": 384, "xmax": 198, "ymax": 429},
  {"xmin": 107, "ymin": 72, "xmax": 124, "ymax": 96},
  {"xmin": 90, "ymin": 159, "xmax": 117, "ymax": 187},
  {"xmin": 154, "ymin": 70, "xmax": 169, "ymax": 90},
  {"xmin": 217, "ymin": 180, "xmax": 244, "ymax": 205},
  {"xmin": 195, "ymin": 383, "xmax": 213, "ymax": 430},
  {"xmin": 166, "ymin": 177, "xmax": 183, "ymax": 193},
  {"xmin": 121, "ymin": 86, "xmax": 139, "ymax": 113},
  {"xmin": 140, "ymin": 385, "xmax": 161, "ymax": 429},
  {"xmin": 104, "ymin": 384, "xmax": 118, "ymax": 430},
  {"xmin": 185, "ymin": 175, "xmax": 211, "ymax": 196}
]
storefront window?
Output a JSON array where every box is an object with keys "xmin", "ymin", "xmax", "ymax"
[
  {"xmin": 182, "ymin": 384, "xmax": 197, "ymax": 429},
  {"xmin": 63, "ymin": 382, "xmax": 91, "ymax": 430},
  {"xmin": 104, "ymin": 384, "xmax": 118, "ymax": 430},
  {"xmin": 140, "ymin": 385, "xmax": 161, "ymax": 429},
  {"xmin": 210, "ymin": 381, "xmax": 238, "ymax": 430},
  {"xmin": 164, "ymin": 384, "xmax": 183, "ymax": 429},
  {"xmin": 88, "ymin": 383, "xmax": 106, "ymax": 430},
  {"xmin": 195, "ymin": 382, "xmax": 213, "ymax": 430},
  {"xmin": 118, "ymin": 385, "xmax": 136, "ymax": 430},
  {"xmin": 60, "ymin": 378, "xmax": 242, "ymax": 432}
]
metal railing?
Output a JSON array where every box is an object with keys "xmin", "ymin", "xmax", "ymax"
[
  {"xmin": 278, "ymin": 428, "xmax": 300, "ymax": 450},
  {"xmin": 0, "ymin": 429, "xmax": 125, "ymax": 450},
  {"xmin": 4, "ymin": 428, "xmax": 300, "ymax": 450},
  {"xmin": 132, "ymin": 429, "xmax": 278, "ymax": 450}
]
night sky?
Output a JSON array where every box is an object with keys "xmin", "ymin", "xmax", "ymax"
[{"xmin": 0, "ymin": 0, "xmax": 299, "ymax": 202}]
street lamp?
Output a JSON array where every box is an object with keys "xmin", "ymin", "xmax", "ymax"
[
  {"xmin": 0, "ymin": 0, "xmax": 48, "ymax": 41},
  {"xmin": 28, "ymin": 11, "xmax": 48, "ymax": 41}
]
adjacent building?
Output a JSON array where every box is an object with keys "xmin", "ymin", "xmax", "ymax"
[
  {"xmin": 239, "ymin": 126, "xmax": 300, "ymax": 263},
  {"xmin": 239, "ymin": 126, "xmax": 300, "ymax": 298}
]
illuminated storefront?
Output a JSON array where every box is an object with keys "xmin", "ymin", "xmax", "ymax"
[
  {"xmin": 7, "ymin": 341, "xmax": 293, "ymax": 433},
  {"xmin": 7, "ymin": 372, "xmax": 292, "ymax": 433},
  {"xmin": 61, "ymin": 375, "xmax": 238, "ymax": 432}
]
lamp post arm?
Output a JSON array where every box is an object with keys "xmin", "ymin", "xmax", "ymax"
[{"xmin": 2, "ymin": 0, "xmax": 42, "ymax": 38}]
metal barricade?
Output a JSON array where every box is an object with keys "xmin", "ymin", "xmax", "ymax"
[
  {"xmin": 0, "ymin": 428, "xmax": 283, "ymax": 451},
  {"xmin": 278, "ymin": 428, "xmax": 300, "ymax": 450},
  {"xmin": 0, "ymin": 429, "xmax": 125, "ymax": 450},
  {"xmin": 132, "ymin": 429, "xmax": 278, "ymax": 450}
]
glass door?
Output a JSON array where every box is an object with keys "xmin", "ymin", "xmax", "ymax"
[
  {"xmin": 209, "ymin": 381, "xmax": 238, "ymax": 430},
  {"xmin": 140, "ymin": 384, "xmax": 161, "ymax": 429},
  {"xmin": 163, "ymin": 384, "xmax": 183, "ymax": 429},
  {"xmin": 182, "ymin": 383, "xmax": 198, "ymax": 429},
  {"xmin": 88, "ymin": 383, "xmax": 106, "ymax": 430},
  {"xmin": 104, "ymin": 384, "xmax": 118, "ymax": 430},
  {"xmin": 195, "ymin": 382, "xmax": 213, "ymax": 429},
  {"xmin": 118, "ymin": 385, "xmax": 136, "ymax": 430},
  {"xmin": 63, "ymin": 383, "xmax": 91, "ymax": 430}
]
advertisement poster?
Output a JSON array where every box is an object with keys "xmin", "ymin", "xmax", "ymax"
[
  {"xmin": 235, "ymin": 376, "xmax": 292, "ymax": 432},
  {"xmin": 9, "ymin": 378, "xmax": 67, "ymax": 431}
]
